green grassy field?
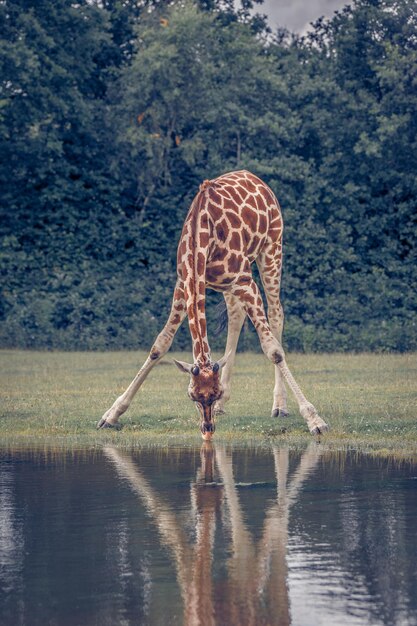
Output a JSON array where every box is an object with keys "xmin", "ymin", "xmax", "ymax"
[{"xmin": 1, "ymin": 350, "xmax": 416, "ymax": 457}]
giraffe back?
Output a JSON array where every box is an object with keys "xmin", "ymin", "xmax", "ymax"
[{"xmin": 177, "ymin": 170, "xmax": 283, "ymax": 292}]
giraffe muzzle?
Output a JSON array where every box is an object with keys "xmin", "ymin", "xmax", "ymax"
[{"xmin": 201, "ymin": 420, "xmax": 216, "ymax": 440}]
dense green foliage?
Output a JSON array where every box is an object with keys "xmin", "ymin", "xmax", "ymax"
[{"xmin": 1, "ymin": 0, "xmax": 416, "ymax": 351}]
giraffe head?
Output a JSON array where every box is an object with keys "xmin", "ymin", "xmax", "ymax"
[{"xmin": 173, "ymin": 354, "xmax": 228, "ymax": 440}]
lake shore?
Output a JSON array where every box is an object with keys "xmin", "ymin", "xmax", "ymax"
[{"xmin": 1, "ymin": 350, "xmax": 416, "ymax": 459}]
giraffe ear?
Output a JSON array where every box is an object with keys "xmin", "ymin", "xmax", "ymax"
[{"xmin": 173, "ymin": 359, "xmax": 194, "ymax": 374}]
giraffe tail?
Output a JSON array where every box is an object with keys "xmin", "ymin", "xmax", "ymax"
[
  {"xmin": 214, "ymin": 299, "xmax": 228, "ymax": 335},
  {"xmin": 214, "ymin": 298, "xmax": 247, "ymax": 338},
  {"xmin": 199, "ymin": 178, "xmax": 220, "ymax": 193}
]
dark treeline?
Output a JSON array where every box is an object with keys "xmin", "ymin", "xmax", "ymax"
[{"xmin": 1, "ymin": 0, "xmax": 416, "ymax": 352}]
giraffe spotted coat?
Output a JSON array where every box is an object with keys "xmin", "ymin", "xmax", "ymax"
[{"xmin": 98, "ymin": 171, "xmax": 329, "ymax": 439}]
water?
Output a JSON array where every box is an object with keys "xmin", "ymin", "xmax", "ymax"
[{"xmin": 0, "ymin": 444, "xmax": 416, "ymax": 626}]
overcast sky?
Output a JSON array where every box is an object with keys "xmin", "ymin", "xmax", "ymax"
[{"xmin": 258, "ymin": 0, "xmax": 351, "ymax": 34}]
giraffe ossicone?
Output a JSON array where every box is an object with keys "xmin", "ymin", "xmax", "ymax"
[{"xmin": 98, "ymin": 170, "xmax": 329, "ymax": 438}]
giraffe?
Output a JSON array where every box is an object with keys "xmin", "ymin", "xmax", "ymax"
[{"xmin": 97, "ymin": 170, "xmax": 329, "ymax": 438}]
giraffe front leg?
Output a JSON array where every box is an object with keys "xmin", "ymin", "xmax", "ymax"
[
  {"xmin": 97, "ymin": 354, "xmax": 156, "ymax": 429},
  {"xmin": 97, "ymin": 280, "xmax": 187, "ymax": 429},
  {"xmin": 231, "ymin": 280, "xmax": 329, "ymax": 435}
]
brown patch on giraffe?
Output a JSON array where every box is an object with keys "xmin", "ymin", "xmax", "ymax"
[
  {"xmin": 187, "ymin": 280, "xmax": 195, "ymax": 297},
  {"xmin": 178, "ymin": 239, "xmax": 187, "ymax": 258},
  {"xmin": 229, "ymin": 231, "xmax": 241, "ymax": 251},
  {"xmin": 177, "ymin": 247, "xmax": 186, "ymax": 270},
  {"xmin": 241, "ymin": 206, "xmax": 258, "ymax": 231},
  {"xmin": 226, "ymin": 211, "xmax": 241, "ymax": 229},
  {"xmin": 200, "ymin": 317, "xmax": 207, "ymax": 334},
  {"xmin": 150, "ymin": 347, "xmax": 160, "ymax": 360},
  {"xmin": 174, "ymin": 287, "xmax": 183, "ymax": 301},
  {"xmin": 210, "ymin": 247, "xmax": 228, "ymax": 263},
  {"xmin": 200, "ymin": 211, "xmax": 209, "ymax": 229},
  {"xmin": 266, "ymin": 243, "xmax": 280, "ymax": 257},
  {"xmin": 244, "ymin": 178, "xmax": 257, "ymax": 193},
  {"xmin": 202, "ymin": 340, "xmax": 209, "ymax": 353},
  {"xmin": 272, "ymin": 350, "xmax": 283, "ymax": 364},
  {"xmin": 200, "ymin": 231, "xmax": 210, "ymax": 247},
  {"xmin": 233, "ymin": 289, "xmax": 255, "ymax": 305},
  {"xmin": 199, "ymin": 281, "xmax": 206, "ymax": 295},
  {"xmin": 245, "ymin": 195, "xmax": 257, "ymax": 210},
  {"xmin": 197, "ymin": 299, "xmax": 205, "ymax": 313},
  {"xmin": 247, "ymin": 235, "xmax": 261, "ymax": 257},
  {"xmin": 171, "ymin": 313, "xmax": 181, "ymax": 325},
  {"xmin": 197, "ymin": 252, "xmax": 205, "ymax": 275},
  {"xmin": 261, "ymin": 256, "xmax": 273, "ymax": 269},
  {"xmin": 217, "ymin": 185, "xmax": 232, "ymax": 198},
  {"xmin": 220, "ymin": 276, "xmax": 235, "ymax": 285},
  {"xmin": 188, "ymin": 320, "xmax": 198, "ymax": 339},
  {"xmin": 206, "ymin": 264, "xmax": 225, "ymax": 281},
  {"xmin": 215, "ymin": 219, "xmax": 229, "ymax": 242},
  {"xmin": 234, "ymin": 185, "xmax": 248, "ymax": 202},
  {"xmin": 208, "ymin": 187, "xmax": 223, "ymax": 206},
  {"xmin": 224, "ymin": 198, "xmax": 236, "ymax": 211},
  {"xmin": 232, "ymin": 288, "xmax": 247, "ymax": 299},
  {"xmin": 185, "ymin": 280, "xmax": 195, "ymax": 300},
  {"xmin": 176, "ymin": 264, "xmax": 184, "ymax": 281},
  {"xmin": 228, "ymin": 253, "xmax": 242, "ymax": 273},
  {"xmin": 198, "ymin": 193, "xmax": 209, "ymax": 212},
  {"xmin": 269, "ymin": 228, "xmax": 281, "ymax": 242},
  {"xmin": 269, "ymin": 216, "xmax": 282, "ymax": 228},
  {"xmin": 208, "ymin": 201, "xmax": 223, "ymax": 222},
  {"xmin": 225, "ymin": 185, "xmax": 243, "ymax": 205},
  {"xmin": 259, "ymin": 213, "xmax": 268, "ymax": 233},
  {"xmin": 238, "ymin": 275, "xmax": 251, "ymax": 285},
  {"xmin": 194, "ymin": 338, "xmax": 202, "ymax": 355},
  {"xmin": 242, "ymin": 229, "xmax": 250, "ymax": 248},
  {"xmin": 255, "ymin": 194, "xmax": 267, "ymax": 213},
  {"xmin": 259, "ymin": 185, "xmax": 275, "ymax": 205}
]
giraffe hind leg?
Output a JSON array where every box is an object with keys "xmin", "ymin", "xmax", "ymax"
[
  {"xmin": 213, "ymin": 293, "xmax": 246, "ymax": 416},
  {"xmin": 230, "ymin": 278, "xmax": 329, "ymax": 435},
  {"xmin": 256, "ymin": 248, "xmax": 288, "ymax": 419}
]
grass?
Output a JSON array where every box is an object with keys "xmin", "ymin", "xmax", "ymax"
[{"xmin": 0, "ymin": 350, "xmax": 416, "ymax": 457}]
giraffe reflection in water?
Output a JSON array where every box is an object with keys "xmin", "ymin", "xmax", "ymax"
[{"xmin": 104, "ymin": 443, "xmax": 323, "ymax": 626}]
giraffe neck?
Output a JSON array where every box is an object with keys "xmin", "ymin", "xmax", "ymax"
[{"xmin": 184, "ymin": 193, "xmax": 211, "ymax": 366}]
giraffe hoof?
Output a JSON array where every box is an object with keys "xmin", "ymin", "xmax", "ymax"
[
  {"xmin": 271, "ymin": 408, "xmax": 289, "ymax": 419},
  {"xmin": 96, "ymin": 418, "xmax": 122, "ymax": 431},
  {"xmin": 309, "ymin": 422, "xmax": 330, "ymax": 436}
]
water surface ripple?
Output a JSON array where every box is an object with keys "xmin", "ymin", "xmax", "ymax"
[{"xmin": 0, "ymin": 445, "xmax": 416, "ymax": 626}]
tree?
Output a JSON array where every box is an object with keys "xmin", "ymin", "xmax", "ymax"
[{"xmin": 1, "ymin": 0, "xmax": 415, "ymax": 351}]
